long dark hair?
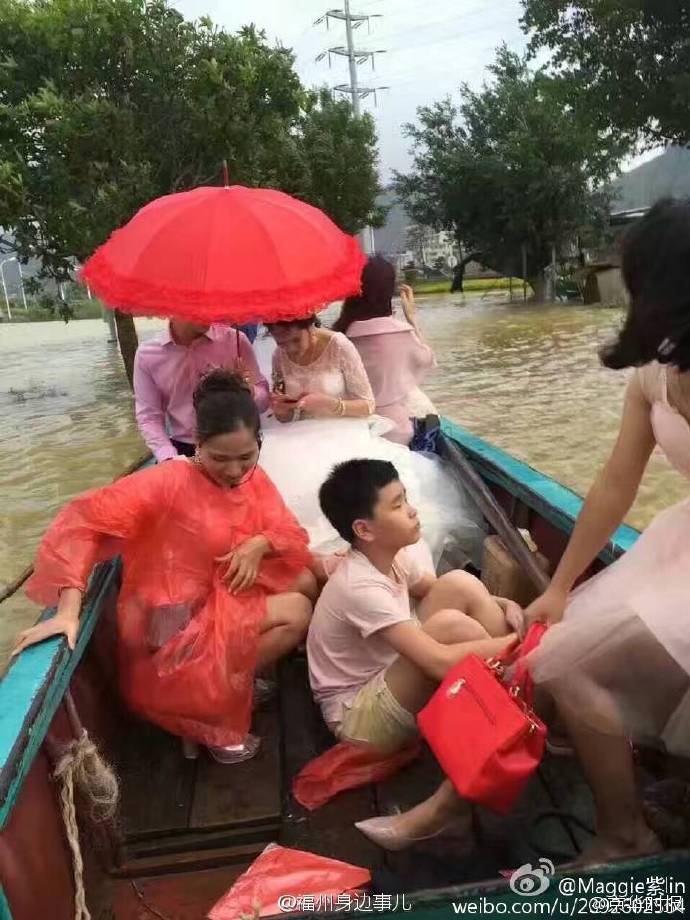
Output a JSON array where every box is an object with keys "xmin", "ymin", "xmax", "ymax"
[
  {"xmin": 193, "ymin": 369, "xmax": 260, "ymax": 444},
  {"xmin": 333, "ymin": 256, "xmax": 396, "ymax": 334},
  {"xmin": 601, "ymin": 198, "xmax": 690, "ymax": 372}
]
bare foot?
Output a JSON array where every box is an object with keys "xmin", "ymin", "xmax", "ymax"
[{"xmin": 572, "ymin": 825, "xmax": 661, "ymax": 867}]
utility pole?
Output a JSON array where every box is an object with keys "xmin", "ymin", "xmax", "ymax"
[
  {"xmin": 315, "ymin": 4, "xmax": 387, "ymax": 255},
  {"xmin": 344, "ymin": 0, "xmax": 361, "ymax": 117},
  {"xmin": 314, "ymin": 7, "xmax": 387, "ymax": 110},
  {"xmin": 0, "ymin": 258, "xmax": 12, "ymax": 319}
]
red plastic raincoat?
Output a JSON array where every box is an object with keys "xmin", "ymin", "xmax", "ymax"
[{"xmin": 26, "ymin": 461, "xmax": 311, "ymax": 746}]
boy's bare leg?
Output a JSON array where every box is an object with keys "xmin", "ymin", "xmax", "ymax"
[
  {"xmin": 417, "ymin": 570, "xmax": 510, "ymax": 637},
  {"xmin": 384, "ymin": 608, "xmax": 493, "ymax": 714},
  {"xmin": 356, "ymin": 606, "xmax": 512, "ymax": 851}
]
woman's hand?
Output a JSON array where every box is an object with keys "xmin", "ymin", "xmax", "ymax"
[
  {"xmin": 399, "ymin": 284, "xmax": 418, "ymax": 325},
  {"xmin": 11, "ymin": 587, "xmax": 82, "ymax": 657},
  {"xmin": 216, "ymin": 536, "xmax": 271, "ymax": 594},
  {"xmin": 297, "ymin": 392, "xmax": 338, "ymax": 417},
  {"xmin": 524, "ymin": 585, "xmax": 569, "ymax": 627},
  {"xmin": 270, "ymin": 392, "xmax": 299, "ymax": 423}
]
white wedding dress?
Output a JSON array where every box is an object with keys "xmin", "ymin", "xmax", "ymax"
[{"xmin": 256, "ymin": 333, "xmax": 485, "ymax": 565}]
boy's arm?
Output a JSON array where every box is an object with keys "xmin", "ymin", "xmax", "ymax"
[
  {"xmin": 380, "ymin": 620, "xmax": 515, "ymax": 683},
  {"xmin": 408, "ymin": 572, "xmax": 436, "ymax": 600}
]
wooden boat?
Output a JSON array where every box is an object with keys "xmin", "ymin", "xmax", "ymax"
[{"xmin": 1, "ymin": 421, "xmax": 689, "ymax": 920}]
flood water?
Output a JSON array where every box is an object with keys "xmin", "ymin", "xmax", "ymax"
[{"xmin": 1, "ymin": 295, "xmax": 687, "ymax": 664}]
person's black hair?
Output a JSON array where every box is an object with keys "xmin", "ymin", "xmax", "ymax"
[
  {"xmin": 266, "ymin": 314, "xmax": 321, "ymax": 333},
  {"xmin": 193, "ymin": 369, "xmax": 260, "ymax": 444},
  {"xmin": 319, "ymin": 458, "xmax": 399, "ymax": 543},
  {"xmin": 332, "ymin": 256, "xmax": 396, "ymax": 334},
  {"xmin": 601, "ymin": 198, "xmax": 690, "ymax": 372}
]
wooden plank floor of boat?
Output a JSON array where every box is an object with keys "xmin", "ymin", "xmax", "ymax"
[
  {"xmin": 107, "ymin": 652, "xmax": 595, "ymax": 918},
  {"xmin": 115, "ymin": 707, "xmax": 283, "ymax": 877}
]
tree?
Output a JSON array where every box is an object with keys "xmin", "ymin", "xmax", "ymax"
[
  {"xmin": 299, "ymin": 89, "xmax": 384, "ymax": 235},
  {"xmin": 0, "ymin": 0, "xmax": 380, "ymax": 381},
  {"xmin": 522, "ymin": 0, "xmax": 690, "ymax": 147},
  {"xmin": 394, "ymin": 47, "xmax": 624, "ymax": 301}
]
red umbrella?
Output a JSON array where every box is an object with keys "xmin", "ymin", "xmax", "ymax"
[{"xmin": 80, "ymin": 185, "xmax": 366, "ymax": 324}]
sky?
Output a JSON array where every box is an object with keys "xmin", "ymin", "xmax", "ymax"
[
  {"xmin": 171, "ymin": 0, "xmax": 659, "ymax": 182},
  {"xmin": 172, "ymin": 0, "xmax": 530, "ymax": 180}
]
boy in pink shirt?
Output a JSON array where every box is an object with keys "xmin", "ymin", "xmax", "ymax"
[
  {"xmin": 309, "ymin": 458, "xmax": 518, "ymax": 747},
  {"xmin": 307, "ymin": 458, "xmax": 519, "ymax": 848}
]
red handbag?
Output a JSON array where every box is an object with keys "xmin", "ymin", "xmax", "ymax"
[{"xmin": 417, "ymin": 624, "xmax": 547, "ymax": 814}]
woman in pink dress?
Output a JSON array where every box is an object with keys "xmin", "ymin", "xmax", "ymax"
[
  {"xmin": 333, "ymin": 256, "xmax": 437, "ymax": 445},
  {"xmin": 526, "ymin": 199, "xmax": 690, "ymax": 863}
]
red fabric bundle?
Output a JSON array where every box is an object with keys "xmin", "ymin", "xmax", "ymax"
[
  {"xmin": 208, "ymin": 844, "xmax": 371, "ymax": 919},
  {"xmin": 292, "ymin": 740, "xmax": 421, "ymax": 810}
]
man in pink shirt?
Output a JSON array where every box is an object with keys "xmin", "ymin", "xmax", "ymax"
[{"xmin": 133, "ymin": 320, "xmax": 269, "ymax": 461}]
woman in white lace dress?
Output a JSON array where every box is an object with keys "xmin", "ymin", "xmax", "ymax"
[
  {"xmin": 269, "ymin": 317, "xmax": 375, "ymax": 423},
  {"xmin": 261, "ymin": 317, "xmax": 484, "ymax": 564}
]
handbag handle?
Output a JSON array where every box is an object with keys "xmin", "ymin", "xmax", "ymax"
[
  {"xmin": 490, "ymin": 622, "xmax": 548, "ymax": 704},
  {"xmin": 493, "ymin": 622, "xmax": 547, "ymax": 667}
]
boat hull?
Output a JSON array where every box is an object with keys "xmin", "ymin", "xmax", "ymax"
[{"xmin": 0, "ymin": 424, "xmax": 679, "ymax": 920}]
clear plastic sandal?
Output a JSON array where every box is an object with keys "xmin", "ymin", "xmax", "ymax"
[{"xmin": 207, "ymin": 733, "xmax": 261, "ymax": 764}]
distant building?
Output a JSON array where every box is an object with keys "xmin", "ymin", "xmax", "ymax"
[
  {"xmin": 373, "ymin": 189, "xmax": 459, "ymax": 274},
  {"xmin": 0, "ymin": 233, "xmax": 42, "ymax": 299},
  {"xmin": 372, "ymin": 190, "xmax": 410, "ymax": 265}
]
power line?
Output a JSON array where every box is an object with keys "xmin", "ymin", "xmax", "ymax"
[
  {"xmin": 375, "ymin": 16, "xmax": 519, "ymax": 63},
  {"xmin": 358, "ymin": 10, "xmax": 520, "ymax": 52},
  {"xmin": 379, "ymin": 50, "xmax": 497, "ymax": 87},
  {"xmin": 357, "ymin": 0, "xmax": 519, "ymax": 33}
]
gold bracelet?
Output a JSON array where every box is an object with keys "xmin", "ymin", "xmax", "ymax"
[{"xmin": 336, "ymin": 398, "xmax": 345, "ymax": 417}]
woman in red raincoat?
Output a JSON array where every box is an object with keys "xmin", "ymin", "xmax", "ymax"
[{"xmin": 13, "ymin": 370, "xmax": 313, "ymax": 763}]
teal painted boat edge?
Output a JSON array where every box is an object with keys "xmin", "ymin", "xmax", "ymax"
[
  {"xmin": 0, "ymin": 560, "xmax": 120, "ymax": 829},
  {"xmin": 0, "ymin": 886, "xmax": 12, "ymax": 920},
  {"xmin": 441, "ymin": 418, "xmax": 639, "ymax": 562},
  {"xmin": 291, "ymin": 848, "xmax": 690, "ymax": 918}
]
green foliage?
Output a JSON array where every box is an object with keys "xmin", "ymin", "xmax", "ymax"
[
  {"xmin": 522, "ymin": 0, "xmax": 690, "ymax": 146},
  {"xmin": 0, "ymin": 295, "xmax": 105, "ymax": 322},
  {"xmin": 299, "ymin": 88, "xmax": 384, "ymax": 234},
  {"xmin": 0, "ymin": 0, "xmax": 380, "ymax": 298},
  {"xmin": 394, "ymin": 47, "xmax": 625, "ymax": 299},
  {"xmin": 412, "ymin": 277, "xmax": 529, "ymax": 295}
]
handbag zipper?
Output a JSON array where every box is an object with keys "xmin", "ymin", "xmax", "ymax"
[{"xmin": 447, "ymin": 677, "xmax": 497, "ymax": 725}]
